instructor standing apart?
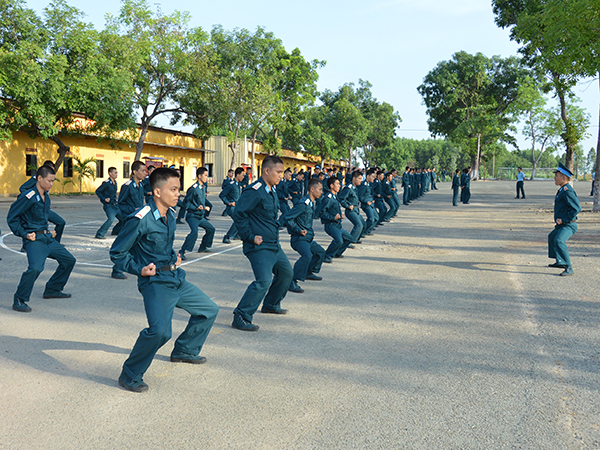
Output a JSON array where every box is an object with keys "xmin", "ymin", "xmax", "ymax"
[{"xmin": 547, "ymin": 163, "xmax": 581, "ymax": 277}]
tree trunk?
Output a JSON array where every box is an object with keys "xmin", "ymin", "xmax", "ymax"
[
  {"xmin": 135, "ymin": 122, "xmax": 149, "ymax": 162},
  {"xmin": 49, "ymin": 135, "xmax": 70, "ymax": 171},
  {"xmin": 530, "ymin": 112, "xmax": 536, "ymax": 181},
  {"xmin": 556, "ymin": 80, "xmax": 575, "ymax": 173},
  {"xmin": 593, "ymin": 75, "xmax": 600, "ymax": 212},
  {"xmin": 473, "ymin": 133, "xmax": 481, "ymax": 180},
  {"xmin": 251, "ymin": 131, "xmax": 257, "ymax": 183},
  {"xmin": 229, "ymin": 140, "xmax": 239, "ymax": 171}
]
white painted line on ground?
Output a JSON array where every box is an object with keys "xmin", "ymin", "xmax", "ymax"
[{"xmin": 1, "ymin": 221, "xmax": 244, "ymax": 269}]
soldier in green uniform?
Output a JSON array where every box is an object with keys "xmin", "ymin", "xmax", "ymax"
[
  {"xmin": 179, "ymin": 167, "xmax": 214, "ymax": 260},
  {"xmin": 338, "ymin": 170, "xmax": 365, "ymax": 243},
  {"xmin": 19, "ymin": 160, "xmax": 66, "ymax": 244},
  {"xmin": 321, "ymin": 177, "xmax": 353, "ymax": 262},
  {"xmin": 8, "ymin": 166, "xmax": 76, "ymax": 313},
  {"xmin": 95, "ymin": 166, "xmax": 119, "ymax": 239},
  {"xmin": 460, "ymin": 168, "xmax": 471, "ymax": 204},
  {"xmin": 548, "ymin": 163, "xmax": 581, "ymax": 276},
  {"xmin": 373, "ymin": 170, "xmax": 388, "ymax": 226},
  {"xmin": 110, "ymin": 168, "xmax": 218, "ymax": 393},
  {"xmin": 451, "ymin": 169, "xmax": 460, "ymax": 206},
  {"xmin": 381, "ymin": 172, "xmax": 395, "ymax": 221},
  {"xmin": 220, "ymin": 167, "xmax": 244, "ymax": 244},
  {"xmin": 402, "ymin": 166, "xmax": 411, "ymax": 205},
  {"xmin": 284, "ymin": 178, "xmax": 326, "ymax": 293},
  {"xmin": 231, "ymin": 156, "xmax": 294, "ymax": 331},
  {"xmin": 277, "ymin": 168, "xmax": 293, "ymax": 228},
  {"xmin": 289, "ymin": 171, "xmax": 305, "ymax": 205},
  {"xmin": 358, "ymin": 168, "xmax": 379, "ymax": 236}
]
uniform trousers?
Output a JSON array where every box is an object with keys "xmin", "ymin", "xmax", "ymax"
[
  {"xmin": 324, "ymin": 223, "xmax": 353, "ymax": 258},
  {"xmin": 374, "ymin": 199, "xmax": 388, "ymax": 225},
  {"xmin": 96, "ymin": 204, "xmax": 118, "ymax": 238},
  {"xmin": 548, "ymin": 223, "xmax": 577, "ymax": 268},
  {"xmin": 15, "ymin": 234, "xmax": 76, "ymax": 302},
  {"xmin": 234, "ymin": 246, "xmax": 293, "ymax": 322},
  {"xmin": 223, "ymin": 205, "xmax": 239, "ymax": 240},
  {"xmin": 345, "ymin": 208, "xmax": 364, "ymax": 243},
  {"xmin": 290, "ymin": 239, "xmax": 325, "ymax": 281},
  {"xmin": 516, "ymin": 181, "xmax": 525, "ymax": 198},
  {"xmin": 462, "ymin": 187, "xmax": 471, "ymax": 204},
  {"xmin": 121, "ymin": 272, "xmax": 218, "ymax": 382},
  {"xmin": 361, "ymin": 204, "xmax": 379, "ymax": 235},
  {"xmin": 403, "ymin": 186, "xmax": 410, "ymax": 205},
  {"xmin": 452, "ymin": 187, "xmax": 460, "ymax": 206},
  {"xmin": 181, "ymin": 216, "xmax": 215, "ymax": 252}
]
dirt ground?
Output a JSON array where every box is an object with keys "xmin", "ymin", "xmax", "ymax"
[{"xmin": 0, "ymin": 179, "xmax": 598, "ymax": 449}]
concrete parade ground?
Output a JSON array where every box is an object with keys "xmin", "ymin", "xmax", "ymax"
[{"xmin": 0, "ymin": 180, "xmax": 599, "ymax": 449}]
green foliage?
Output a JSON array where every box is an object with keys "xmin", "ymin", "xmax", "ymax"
[
  {"xmin": 107, "ymin": 0, "xmax": 213, "ymax": 160},
  {"xmin": 417, "ymin": 51, "xmax": 530, "ymax": 168},
  {"xmin": 0, "ymin": 0, "xmax": 136, "ymax": 168},
  {"xmin": 72, "ymin": 156, "xmax": 97, "ymax": 193}
]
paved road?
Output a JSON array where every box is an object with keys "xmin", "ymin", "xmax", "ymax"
[{"xmin": 1, "ymin": 180, "xmax": 598, "ymax": 449}]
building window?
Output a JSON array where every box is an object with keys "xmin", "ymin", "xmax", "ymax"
[
  {"xmin": 25, "ymin": 154, "xmax": 37, "ymax": 176},
  {"xmin": 63, "ymin": 157, "xmax": 73, "ymax": 178},
  {"xmin": 96, "ymin": 160, "xmax": 104, "ymax": 178},
  {"xmin": 204, "ymin": 163, "xmax": 213, "ymax": 178},
  {"xmin": 123, "ymin": 161, "xmax": 130, "ymax": 178}
]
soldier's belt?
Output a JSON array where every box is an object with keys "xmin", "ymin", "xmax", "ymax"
[
  {"xmin": 159, "ymin": 264, "xmax": 178, "ymax": 272},
  {"xmin": 35, "ymin": 230, "xmax": 51, "ymax": 234}
]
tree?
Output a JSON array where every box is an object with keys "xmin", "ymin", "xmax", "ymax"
[
  {"xmin": 301, "ymin": 105, "xmax": 338, "ymax": 164},
  {"xmin": 320, "ymin": 80, "xmax": 399, "ymax": 168},
  {"xmin": 512, "ymin": 76, "xmax": 559, "ymax": 178},
  {"xmin": 0, "ymin": 0, "xmax": 136, "ymax": 170},
  {"xmin": 417, "ymin": 52, "xmax": 528, "ymax": 179},
  {"xmin": 72, "ymin": 156, "xmax": 97, "ymax": 193},
  {"xmin": 492, "ymin": 0, "xmax": 598, "ymax": 177},
  {"xmin": 107, "ymin": 0, "xmax": 213, "ymax": 161}
]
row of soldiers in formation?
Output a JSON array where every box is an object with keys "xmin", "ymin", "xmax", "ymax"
[{"xmin": 4, "ymin": 157, "xmax": 454, "ymax": 393}]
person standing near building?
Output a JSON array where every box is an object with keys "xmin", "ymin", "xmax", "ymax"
[
  {"xmin": 95, "ymin": 166, "xmax": 119, "ymax": 239},
  {"xmin": 284, "ymin": 178, "xmax": 326, "ymax": 294},
  {"xmin": 110, "ymin": 167, "xmax": 218, "ymax": 393},
  {"xmin": 179, "ymin": 167, "xmax": 214, "ymax": 259},
  {"xmin": 220, "ymin": 167, "xmax": 244, "ymax": 244},
  {"xmin": 8, "ymin": 165, "xmax": 76, "ymax": 313},
  {"xmin": 547, "ymin": 163, "xmax": 581, "ymax": 277},
  {"xmin": 231, "ymin": 156, "xmax": 293, "ymax": 331},
  {"xmin": 451, "ymin": 169, "xmax": 460, "ymax": 206},
  {"xmin": 515, "ymin": 167, "xmax": 526, "ymax": 199}
]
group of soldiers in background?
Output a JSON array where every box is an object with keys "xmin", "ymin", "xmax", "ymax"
[{"xmin": 4, "ymin": 156, "xmax": 476, "ymax": 392}]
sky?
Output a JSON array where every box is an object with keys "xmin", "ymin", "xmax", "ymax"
[{"xmin": 24, "ymin": 0, "xmax": 600, "ymax": 157}]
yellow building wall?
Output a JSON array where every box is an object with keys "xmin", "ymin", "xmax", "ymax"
[{"xmin": 0, "ymin": 129, "xmax": 206, "ymax": 196}]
